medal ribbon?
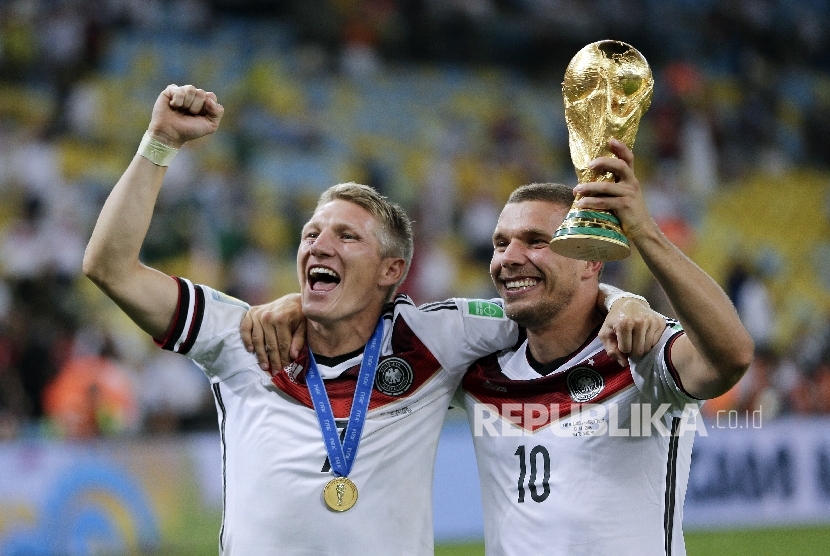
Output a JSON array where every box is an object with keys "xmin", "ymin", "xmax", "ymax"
[{"xmin": 306, "ymin": 318, "xmax": 384, "ymax": 478}]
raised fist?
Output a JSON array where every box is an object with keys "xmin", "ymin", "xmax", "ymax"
[{"xmin": 147, "ymin": 84, "xmax": 224, "ymax": 148}]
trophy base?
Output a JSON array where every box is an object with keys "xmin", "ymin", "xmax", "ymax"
[
  {"xmin": 549, "ymin": 233, "xmax": 630, "ymax": 262},
  {"xmin": 549, "ymin": 209, "xmax": 631, "ymax": 261}
]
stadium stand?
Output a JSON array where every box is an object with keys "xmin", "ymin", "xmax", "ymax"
[{"xmin": 0, "ymin": 0, "xmax": 828, "ymax": 441}]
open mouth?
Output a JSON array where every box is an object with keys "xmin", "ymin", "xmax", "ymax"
[
  {"xmin": 503, "ymin": 278, "xmax": 539, "ymax": 292},
  {"xmin": 308, "ymin": 266, "xmax": 341, "ymax": 292}
]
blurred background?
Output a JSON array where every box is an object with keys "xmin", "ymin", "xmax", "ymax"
[{"xmin": 0, "ymin": 0, "xmax": 829, "ymax": 554}]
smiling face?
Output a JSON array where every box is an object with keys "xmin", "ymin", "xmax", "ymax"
[
  {"xmin": 297, "ymin": 199, "xmax": 402, "ymax": 328},
  {"xmin": 490, "ymin": 200, "xmax": 597, "ymax": 330}
]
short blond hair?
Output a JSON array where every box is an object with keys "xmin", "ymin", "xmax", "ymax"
[{"xmin": 316, "ymin": 183, "xmax": 414, "ymax": 300}]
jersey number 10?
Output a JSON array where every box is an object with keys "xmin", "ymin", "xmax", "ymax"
[{"xmin": 514, "ymin": 445, "xmax": 551, "ymax": 503}]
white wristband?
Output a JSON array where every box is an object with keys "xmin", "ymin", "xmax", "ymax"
[
  {"xmin": 137, "ymin": 131, "xmax": 179, "ymax": 166},
  {"xmin": 600, "ymin": 283, "xmax": 649, "ymax": 313}
]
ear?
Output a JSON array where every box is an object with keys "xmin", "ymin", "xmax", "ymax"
[
  {"xmin": 581, "ymin": 260, "xmax": 603, "ymax": 279},
  {"xmin": 378, "ymin": 257, "xmax": 407, "ymax": 288}
]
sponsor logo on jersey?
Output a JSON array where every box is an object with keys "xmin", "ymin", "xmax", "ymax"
[
  {"xmin": 483, "ymin": 380, "xmax": 507, "ymax": 393},
  {"xmin": 465, "ymin": 300, "xmax": 506, "ymax": 319},
  {"xmin": 284, "ymin": 362, "xmax": 303, "ymax": 383},
  {"xmin": 567, "ymin": 367, "xmax": 605, "ymax": 402},
  {"xmin": 375, "ymin": 357, "xmax": 414, "ymax": 396}
]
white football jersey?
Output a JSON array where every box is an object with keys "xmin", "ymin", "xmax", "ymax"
[
  {"xmin": 154, "ymin": 277, "xmax": 519, "ymax": 556},
  {"xmin": 462, "ymin": 320, "xmax": 702, "ymax": 556}
]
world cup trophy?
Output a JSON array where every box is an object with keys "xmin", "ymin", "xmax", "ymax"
[{"xmin": 549, "ymin": 40, "xmax": 654, "ymax": 261}]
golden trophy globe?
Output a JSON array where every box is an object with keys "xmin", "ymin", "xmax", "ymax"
[{"xmin": 549, "ymin": 40, "xmax": 654, "ymax": 261}]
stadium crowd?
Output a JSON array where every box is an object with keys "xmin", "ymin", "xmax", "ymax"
[{"xmin": 1, "ymin": 0, "xmax": 829, "ymax": 439}]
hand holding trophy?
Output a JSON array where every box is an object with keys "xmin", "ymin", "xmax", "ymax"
[{"xmin": 549, "ymin": 40, "xmax": 654, "ymax": 261}]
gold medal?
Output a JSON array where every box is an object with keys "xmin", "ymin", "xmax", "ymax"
[{"xmin": 323, "ymin": 477, "xmax": 358, "ymax": 512}]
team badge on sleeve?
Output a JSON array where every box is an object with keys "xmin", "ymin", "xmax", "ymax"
[
  {"xmin": 463, "ymin": 300, "xmax": 506, "ymax": 320},
  {"xmin": 374, "ymin": 357, "xmax": 414, "ymax": 396},
  {"xmin": 567, "ymin": 367, "xmax": 605, "ymax": 402}
]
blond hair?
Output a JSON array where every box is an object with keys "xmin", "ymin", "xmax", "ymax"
[{"xmin": 317, "ymin": 182, "xmax": 414, "ymax": 300}]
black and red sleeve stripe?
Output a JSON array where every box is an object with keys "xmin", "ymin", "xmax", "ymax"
[
  {"xmin": 153, "ymin": 277, "xmax": 205, "ymax": 355},
  {"xmin": 664, "ymin": 330, "xmax": 701, "ymax": 400}
]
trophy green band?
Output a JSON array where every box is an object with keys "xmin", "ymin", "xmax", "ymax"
[{"xmin": 549, "ymin": 40, "xmax": 654, "ymax": 262}]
